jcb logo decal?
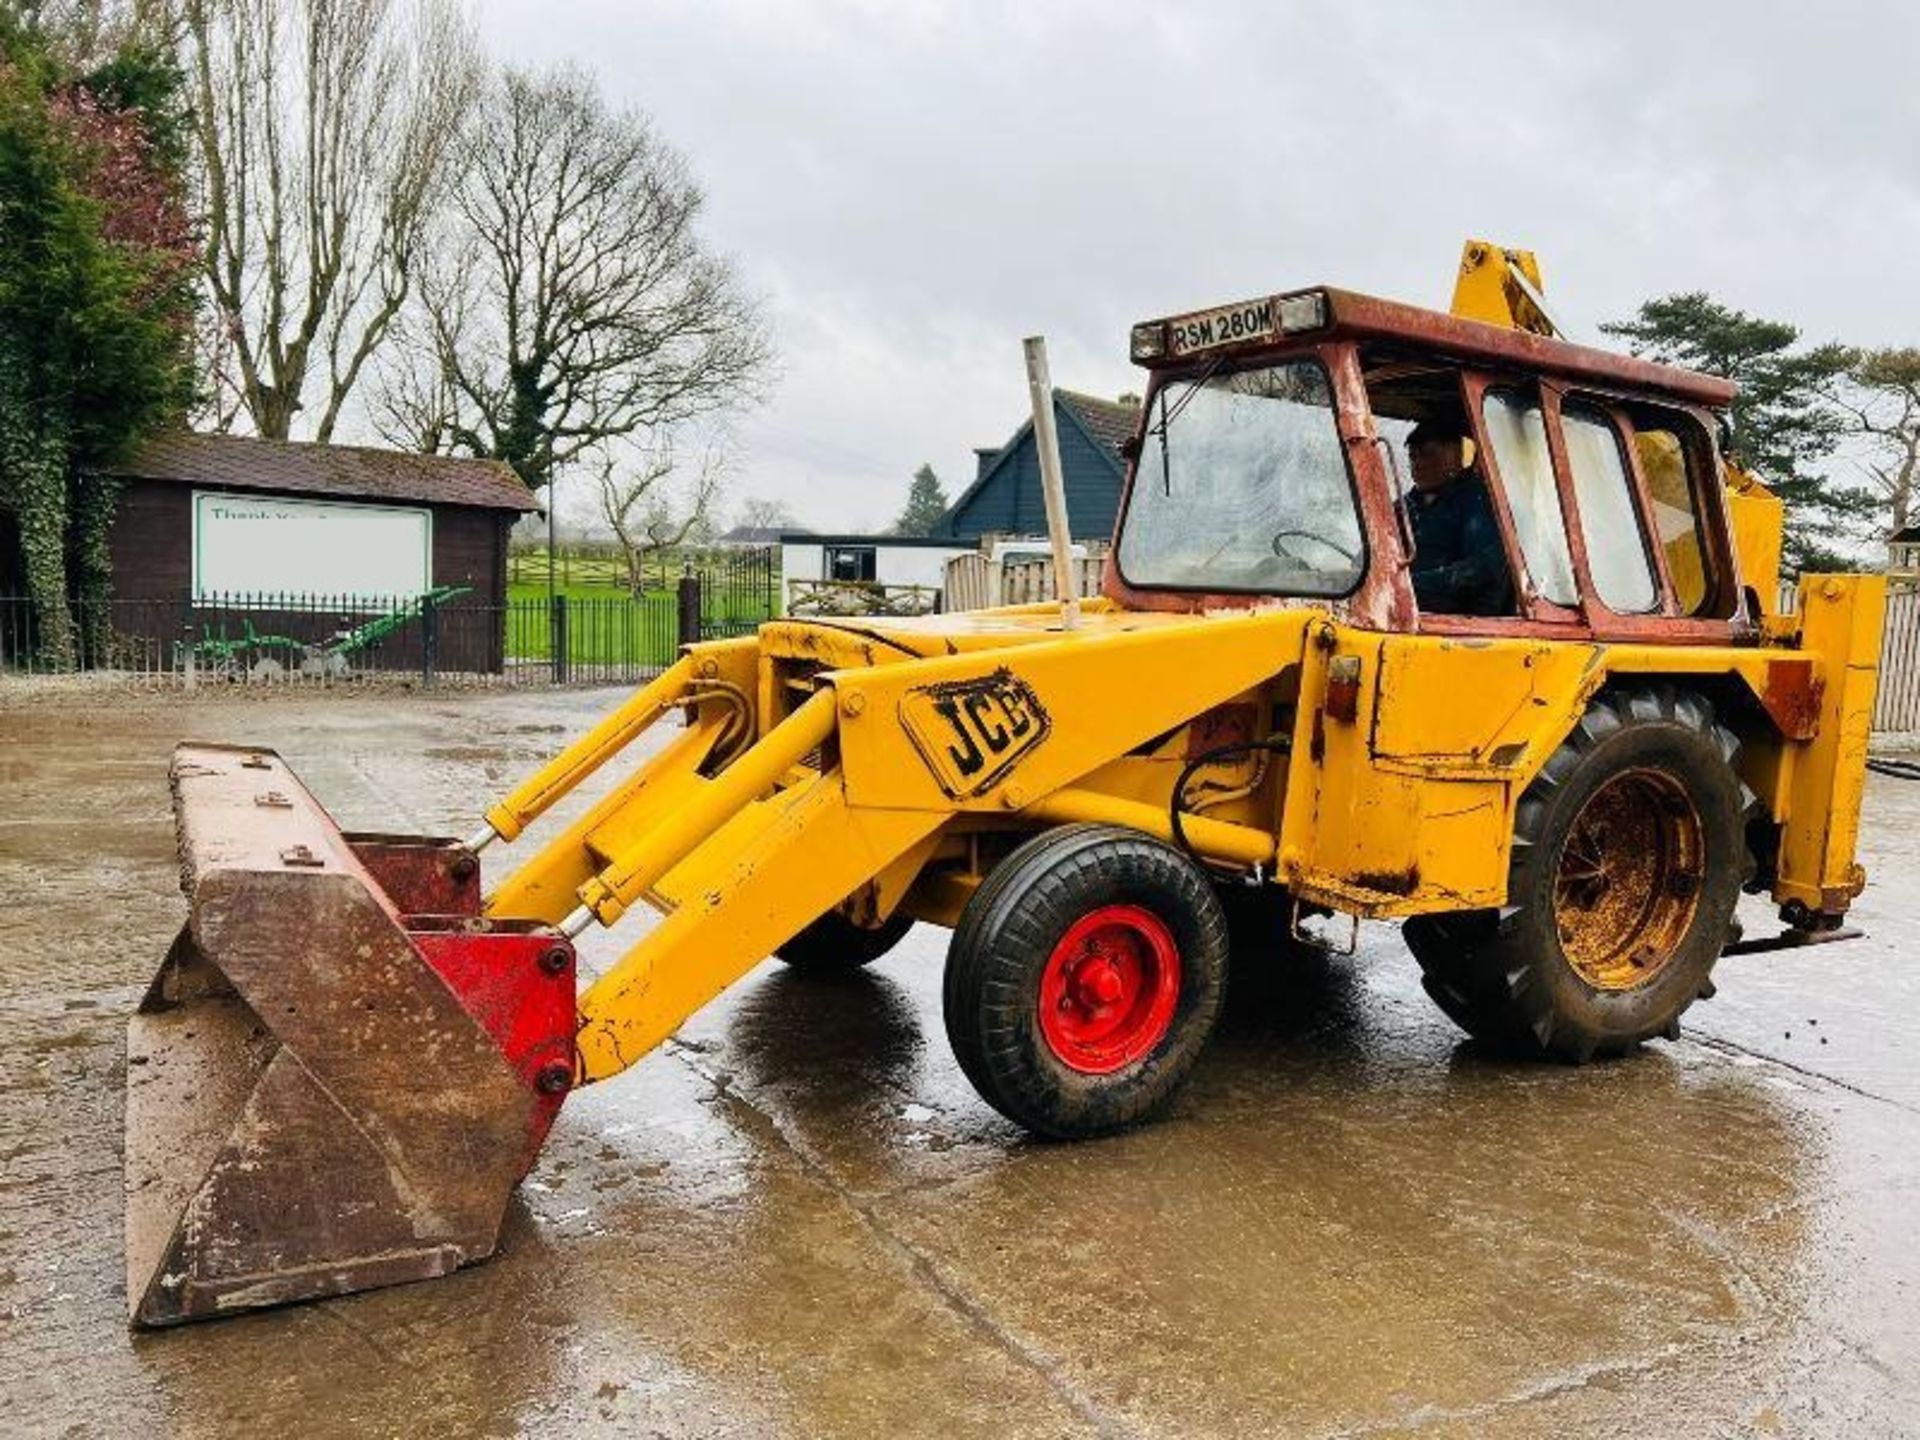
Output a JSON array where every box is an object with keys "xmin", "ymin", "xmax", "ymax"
[{"xmin": 900, "ymin": 670, "xmax": 1050, "ymax": 799}]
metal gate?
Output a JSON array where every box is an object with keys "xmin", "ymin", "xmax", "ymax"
[{"xmin": 699, "ymin": 545, "xmax": 778, "ymax": 640}]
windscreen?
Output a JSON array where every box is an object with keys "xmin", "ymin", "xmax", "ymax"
[{"xmin": 1116, "ymin": 360, "xmax": 1364, "ymax": 595}]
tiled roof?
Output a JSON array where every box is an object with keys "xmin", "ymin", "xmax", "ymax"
[
  {"xmin": 99, "ymin": 431, "xmax": 537, "ymax": 512},
  {"xmin": 1056, "ymin": 391, "xmax": 1140, "ymax": 456}
]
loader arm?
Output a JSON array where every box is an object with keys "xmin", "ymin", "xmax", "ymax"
[{"xmin": 474, "ymin": 608, "xmax": 1314, "ymax": 1082}]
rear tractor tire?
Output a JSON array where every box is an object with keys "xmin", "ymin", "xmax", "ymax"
[
  {"xmin": 1404, "ymin": 686, "xmax": 1749, "ymax": 1062},
  {"xmin": 942, "ymin": 824, "xmax": 1230, "ymax": 1138},
  {"xmin": 775, "ymin": 910, "xmax": 914, "ymax": 974}
]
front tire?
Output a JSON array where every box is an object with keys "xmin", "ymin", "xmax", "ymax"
[
  {"xmin": 1404, "ymin": 686, "xmax": 1747, "ymax": 1061},
  {"xmin": 775, "ymin": 910, "xmax": 913, "ymax": 973},
  {"xmin": 943, "ymin": 824, "xmax": 1230, "ymax": 1138}
]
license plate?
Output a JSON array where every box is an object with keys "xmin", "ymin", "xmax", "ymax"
[{"xmin": 1167, "ymin": 298, "xmax": 1274, "ymax": 356}]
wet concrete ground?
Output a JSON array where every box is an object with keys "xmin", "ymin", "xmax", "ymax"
[{"xmin": 2, "ymin": 683, "xmax": 1918, "ymax": 1437}]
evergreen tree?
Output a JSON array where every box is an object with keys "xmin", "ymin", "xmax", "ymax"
[
  {"xmin": 1602, "ymin": 294, "xmax": 1870, "ymax": 570},
  {"xmin": 0, "ymin": 15, "xmax": 196, "ymax": 664},
  {"xmin": 893, "ymin": 462, "xmax": 948, "ymax": 536}
]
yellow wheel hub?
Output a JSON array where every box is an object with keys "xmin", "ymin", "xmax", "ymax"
[{"xmin": 1552, "ymin": 768, "xmax": 1705, "ymax": 992}]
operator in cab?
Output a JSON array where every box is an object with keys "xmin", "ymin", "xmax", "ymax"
[{"xmin": 1402, "ymin": 420, "xmax": 1513, "ymax": 616}]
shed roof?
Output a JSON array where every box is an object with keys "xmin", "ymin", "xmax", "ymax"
[{"xmin": 99, "ymin": 431, "xmax": 537, "ymax": 513}]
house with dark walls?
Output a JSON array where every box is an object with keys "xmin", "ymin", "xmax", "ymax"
[{"xmin": 937, "ymin": 391, "xmax": 1139, "ymax": 543}]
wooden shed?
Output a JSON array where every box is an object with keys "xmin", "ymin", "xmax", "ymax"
[
  {"xmin": 54, "ymin": 432, "xmax": 540, "ymax": 675},
  {"xmin": 95, "ymin": 431, "xmax": 535, "ymax": 601}
]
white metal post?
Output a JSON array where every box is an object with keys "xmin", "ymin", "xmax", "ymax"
[{"xmin": 1022, "ymin": 335, "xmax": 1080, "ymax": 628}]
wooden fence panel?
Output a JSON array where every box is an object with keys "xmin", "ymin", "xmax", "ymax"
[
  {"xmin": 942, "ymin": 553, "xmax": 1106, "ymax": 610},
  {"xmin": 942, "ymin": 553, "xmax": 990, "ymax": 612},
  {"xmin": 1878, "ymin": 588, "xmax": 1919, "ymax": 735}
]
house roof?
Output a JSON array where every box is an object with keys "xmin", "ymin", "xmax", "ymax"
[
  {"xmin": 720, "ymin": 524, "xmax": 809, "ymax": 544},
  {"xmin": 1891, "ymin": 524, "xmax": 1920, "ymax": 545},
  {"xmin": 99, "ymin": 431, "xmax": 537, "ymax": 513},
  {"xmin": 1055, "ymin": 391, "xmax": 1140, "ymax": 457},
  {"xmin": 780, "ymin": 531, "xmax": 970, "ymax": 549},
  {"xmin": 937, "ymin": 389, "xmax": 1137, "ymax": 538}
]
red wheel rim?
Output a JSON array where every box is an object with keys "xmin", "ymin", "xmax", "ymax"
[{"xmin": 1037, "ymin": 904, "xmax": 1182, "ymax": 1075}]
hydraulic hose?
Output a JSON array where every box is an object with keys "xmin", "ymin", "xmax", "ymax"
[{"xmin": 1169, "ymin": 737, "xmax": 1292, "ymax": 871}]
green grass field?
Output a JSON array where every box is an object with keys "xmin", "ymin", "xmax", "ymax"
[
  {"xmin": 505, "ymin": 580, "xmax": 674, "ymax": 606},
  {"xmin": 503, "ymin": 581, "xmax": 774, "ymax": 666}
]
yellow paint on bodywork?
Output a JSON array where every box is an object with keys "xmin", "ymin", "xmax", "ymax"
[
  {"xmin": 1450, "ymin": 240, "xmax": 1552, "ymax": 334},
  {"xmin": 575, "ymin": 771, "xmax": 944, "ymax": 1080},
  {"xmin": 1726, "ymin": 464, "xmax": 1785, "ymax": 614},
  {"xmin": 1775, "ymin": 574, "xmax": 1884, "ymax": 911},
  {"xmin": 1369, "ymin": 637, "xmax": 1598, "ymax": 772},
  {"xmin": 832, "ymin": 609, "xmax": 1314, "ymax": 815},
  {"xmin": 1273, "ymin": 625, "xmax": 1845, "ymax": 917},
  {"xmin": 476, "ymin": 581, "xmax": 1880, "ymax": 1087},
  {"xmin": 1279, "ymin": 633, "xmax": 1515, "ymax": 914}
]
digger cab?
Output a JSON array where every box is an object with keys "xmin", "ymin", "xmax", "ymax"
[{"xmin": 1109, "ymin": 286, "xmax": 1760, "ymax": 643}]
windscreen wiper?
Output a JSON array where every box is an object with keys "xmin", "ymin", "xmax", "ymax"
[{"xmin": 1151, "ymin": 358, "xmax": 1222, "ymax": 496}]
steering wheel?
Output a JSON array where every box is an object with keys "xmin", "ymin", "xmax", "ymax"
[{"xmin": 1271, "ymin": 529, "xmax": 1360, "ymax": 569}]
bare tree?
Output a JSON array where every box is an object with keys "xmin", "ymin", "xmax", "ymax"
[
  {"xmin": 183, "ymin": 0, "xmax": 480, "ymax": 440},
  {"xmin": 732, "ymin": 495, "xmax": 798, "ymax": 534},
  {"xmin": 370, "ymin": 301, "xmax": 467, "ymax": 452},
  {"xmin": 15, "ymin": 0, "xmax": 163, "ymax": 61},
  {"xmin": 1831, "ymin": 348, "xmax": 1920, "ymax": 538},
  {"xmin": 378, "ymin": 64, "xmax": 772, "ymax": 491},
  {"xmin": 593, "ymin": 440, "xmax": 726, "ymax": 594}
]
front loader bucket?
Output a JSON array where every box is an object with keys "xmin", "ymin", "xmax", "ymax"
[{"xmin": 125, "ymin": 744, "xmax": 577, "ymax": 1327}]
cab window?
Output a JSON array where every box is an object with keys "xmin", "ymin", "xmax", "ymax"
[
  {"xmin": 1361, "ymin": 356, "xmax": 1518, "ymax": 618},
  {"xmin": 1117, "ymin": 360, "xmax": 1365, "ymax": 595},
  {"xmin": 1625, "ymin": 407, "xmax": 1713, "ymax": 615},
  {"xmin": 1562, "ymin": 403, "xmax": 1659, "ymax": 614},
  {"xmin": 1481, "ymin": 388, "xmax": 1578, "ymax": 607}
]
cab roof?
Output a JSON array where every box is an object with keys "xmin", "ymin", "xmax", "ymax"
[{"xmin": 1134, "ymin": 286, "xmax": 1738, "ymax": 411}]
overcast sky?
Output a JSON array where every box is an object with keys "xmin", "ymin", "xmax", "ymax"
[{"xmin": 474, "ymin": 0, "xmax": 1920, "ymax": 533}]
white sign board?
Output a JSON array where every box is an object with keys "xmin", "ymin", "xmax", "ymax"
[{"xmin": 193, "ymin": 491, "xmax": 432, "ymax": 602}]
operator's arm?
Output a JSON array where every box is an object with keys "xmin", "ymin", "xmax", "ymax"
[{"xmin": 1411, "ymin": 488, "xmax": 1513, "ymax": 615}]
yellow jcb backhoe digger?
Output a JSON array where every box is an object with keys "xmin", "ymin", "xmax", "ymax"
[{"xmin": 126, "ymin": 242, "xmax": 1884, "ymax": 1326}]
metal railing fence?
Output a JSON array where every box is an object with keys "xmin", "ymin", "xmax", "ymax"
[{"xmin": 0, "ymin": 582, "xmax": 773, "ymax": 688}]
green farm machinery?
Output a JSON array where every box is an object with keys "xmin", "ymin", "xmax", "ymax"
[{"xmin": 174, "ymin": 587, "xmax": 471, "ymax": 679}]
